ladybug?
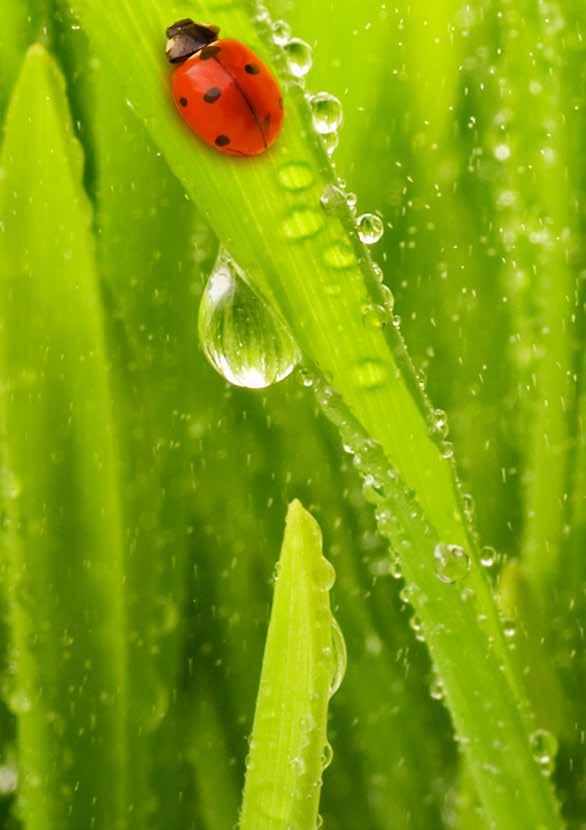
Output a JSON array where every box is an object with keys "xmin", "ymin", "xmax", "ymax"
[{"xmin": 165, "ymin": 19, "xmax": 284, "ymax": 157}]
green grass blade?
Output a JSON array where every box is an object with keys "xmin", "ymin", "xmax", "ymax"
[
  {"xmin": 0, "ymin": 44, "xmax": 127, "ymax": 828},
  {"xmin": 239, "ymin": 500, "xmax": 339, "ymax": 830}
]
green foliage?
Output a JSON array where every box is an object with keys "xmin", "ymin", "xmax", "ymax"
[{"xmin": 0, "ymin": 0, "xmax": 585, "ymax": 829}]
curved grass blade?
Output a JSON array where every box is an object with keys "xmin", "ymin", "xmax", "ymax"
[
  {"xmin": 0, "ymin": 44, "xmax": 127, "ymax": 829},
  {"xmin": 239, "ymin": 500, "xmax": 340, "ymax": 830}
]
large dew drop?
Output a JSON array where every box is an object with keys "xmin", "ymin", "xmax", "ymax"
[{"xmin": 198, "ymin": 250, "xmax": 299, "ymax": 389}]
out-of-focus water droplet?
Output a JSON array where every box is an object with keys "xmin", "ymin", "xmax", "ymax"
[
  {"xmin": 362, "ymin": 303, "xmax": 388, "ymax": 329},
  {"xmin": 323, "ymin": 241, "xmax": 356, "ymax": 270},
  {"xmin": 352, "ymin": 358, "xmax": 387, "ymax": 390},
  {"xmin": 277, "ymin": 161, "xmax": 314, "ymax": 191},
  {"xmin": 480, "ymin": 546, "xmax": 496, "ymax": 567},
  {"xmin": 281, "ymin": 207, "xmax": 324, "ymax": 240},
  {"xmin": 434, "ymin": 543, "xmax": 471, "ymax": 584},
  {"xmin": 272, "ymin": 19, "xmax": 291, "ymax": 45},
  {"xmin": 329, "ymin": 618, "xmax": 347, "ymax": 696},
  {"xmin": 284, "ymin": 38, "xmax": 313, "ymax": 78},
  {"xmin": 357, "ymin": 213, "xmax": 384, "ymax": 245},
  {"xmin": 530, "ymin": 729, "xmax": 557, "ymax": 776},
  {"xmin": 309, "ymin": 92, "xmax": 343, "ymax": 134},
  {"xmin": 503, "ymin": 618, "xmax": 517, "ymax": 639},
  {"xmin": 494, "ymin": 143, "xmax": 511, "ymax": 161},
  {"xmin": 198, "ymin": 249, "xmax": 298, "ymax": 389},
  {"xmin": 321, "ymin": 741, "xmax": 334, "ymax": 770},
  {"xmin": 0, "ymin": 765, "xmax": 17, "ymax": 795},
  {"xmin": 430, "ymin": 676, "xmax": 445, "ymax": 701},
  {"xmin": 289, "ymin": 755, "xmax": 305, "ymax": 776}
]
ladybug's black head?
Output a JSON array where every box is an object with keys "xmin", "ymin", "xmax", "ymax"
[{"xmin": 165, "ymin": 19, "xmax": 220, "ymax": 64}]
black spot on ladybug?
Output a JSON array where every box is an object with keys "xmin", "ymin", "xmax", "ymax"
[
  {"xmin": 204, "ymin": 87, "xmax": 222, "ymax": 103},
  {"xmin": 215, "ymin": 134, "xmax": 231, "ymax": 147},
  {"xmin": 179, "ymin": 97, "xmax": 188, "ymax": 107},
  {"xmin": 200, "ymin": 45, "xmax": 221, "ymax": 60},
  {"xmin": 245, "ymin": 63, "xmax": 261, "ymax": 74}
]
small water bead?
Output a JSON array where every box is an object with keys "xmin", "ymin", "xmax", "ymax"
[
  {"xmin": 284, "ymin": 38, "xmax": 313, "ymax": 78},
  {"xmin": 429, "ymin": 408, "xmax": 449, "ymax": 440},
  {"xmin": 434, "ymin": 543, "xmax": 471, "ymax": 584},
  {"xmin": 198, "ymin": 250, "xmax": 299, "ymax": 389},
  {"xmin": 362, "ymin": 304, "xmax": 388, "ymax": 330},
  {"xmin": 346, "ymin": 192, "xmax": 357, "ymax": 211},
  {"xmin": 530, "ymin": 729, "xmax": 557, "ymax": 776},
  {"xmin": 277, "ymin": 161, "xmax": 314, "ymax": 191},
  {"xmin": 320, "ymin": 184, "xmax": 347, "ymax": 214},
  {"xmin": 309, "ymin": 92, "xmax": 343, "ymax": 134},
  {"xmin": 271, "ymin": 19, "xmax": 291, "ymax": 45},
  {"xmin": 281, "ymin": 208, "xmax": 324, "ymax": 241},
  {"xmin": 480, "ymin": 546, "xmax": 496, "ymax": 567},
  {"xmin": 430, "ymin": 677, "xmax": 445, "ymax": 701},
  {"xmin": 316, "ymin": 557, "xmax": 336, "ymax": 591},
  {"xmin": 329, "ymin": 618, "xmax": 347, "ymax": 696},
  {"xmin": 390, "ymin": 558, "xmax": 402, "ymax": 579},
  {"xmin": 372, "ymin": 263, "xmax": 384, "ymax": 282},
  {"xmin": 502, "ymin": 618, "xmax": 517, "ymax": 639},
  {"xmin": 321, "ymin": 741, "xmax": 334, "ymax": 770},
  {"xmin": 409, "ymin": 614, "xmax": 425, "ymax": 642},
  {"xmin": 357, "ymin": 213, "xmax": 384, "ymax": 245}
]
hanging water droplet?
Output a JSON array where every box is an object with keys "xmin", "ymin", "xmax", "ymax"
[
  {"xmin": 277, "ymin": 161, "xmax": 314, "ymax": 191},
  {"xmin": 329, "ymin": 618, "xmax": 347, "ymax": 696},
  {"xmin": 321, "ymin": 741, "xmax": 334, "ymax": 770},
  {"xmin": 480, "ymin": 546, "xmax": 496, "ymax": 567},
  {"xmin": 271, "ymin": 19, "xmax": 291, "ymax": 45},
  {"xmin": 281, "ymin": 208, "xmax": 324, "ymax": 240},
  {"xmin": 322, "ymin": 132, "xmax": 339, "ymax": 155},
  {"xmin": 198, "ymin": 249, "xmax": 298, "ymax": 389},
  {"xmin": 284, "ymin": 38, "xmax": 313, "ymax": 78},
  {"xmin": 362, "ymin": 304, "xmax": 388, "ymax": 329},
  {"xmin": 357, "ymin": 213, "xmax": 384, "ymax": 245},
  {"xmin": 530, "ymin": 729, "xmax": 557, "ymax": 776},
  {"xmin": 309, "ymin": 92, "xmax": 343, "ymax": 134},
  {"xmin": 434, "ymin": 543, "xmax": 471, "ymax": 584}
]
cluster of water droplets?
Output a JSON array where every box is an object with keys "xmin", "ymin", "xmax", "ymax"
[{"xmin": 198, "ymin": 248, "xmax": 299, "ymax": 388}]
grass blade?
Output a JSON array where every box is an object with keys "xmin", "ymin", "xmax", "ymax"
[
  {"xmin": 0, "ymin": 44, "xmax": 127, "ymax": 828},
  {"xmin": 239, "ymin": 500, "xmax": 340, "ymax": 830}
]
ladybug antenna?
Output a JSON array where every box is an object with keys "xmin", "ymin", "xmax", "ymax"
[{"xmin": 165, "ymin": 20, "xmax": 220, "ymax": 64}]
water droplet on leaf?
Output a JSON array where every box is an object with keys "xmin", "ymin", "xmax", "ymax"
[
  {"xmin": 434, "ymin": 543, "xmax": 471, "ymax": 584},
  {"xmin": 309, "ymin": 92, "xmax": 343, "ymax": 134},
  {"xmin": 329, "ymin": 618, "xmax": 347, "ymax": 696},
  {"xmin": 272, "ymin": 19, "xmax": 291, "ymax": 45},
  {"xmin": 277, "ymin": 161, "xmax": 314, "ymax": 191},
  {"xmin": 281, "ymin": 208, "xmax": 324, "ymax": 240},
  {"xmin": 284, "ymin": 38, "xmax": 313, "ymax": 78},
  {"xmin": 530, "ymin": 729, "xmax": 557, "ymax": 776},
  {"xmin": 357, "ymin": 213, "xmax": 384, "ymax": 245}
]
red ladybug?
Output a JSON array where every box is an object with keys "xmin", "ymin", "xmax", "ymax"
[{"xmin": 165, "ymin": 19, "xmax": 284, "ymax": 157}]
